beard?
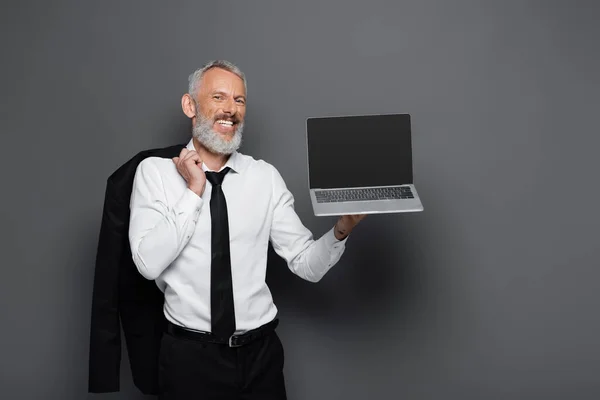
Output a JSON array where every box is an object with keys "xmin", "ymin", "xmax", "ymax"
[{"xmin": 192, "ymin": 111, "xmax": 244, "ymax": 155}]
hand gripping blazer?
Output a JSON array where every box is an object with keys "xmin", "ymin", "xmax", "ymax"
[{"xmin": 88, "ymin": 143, "xmax": 186, "ymax": 394}]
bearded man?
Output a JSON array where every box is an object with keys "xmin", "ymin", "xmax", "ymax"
[{"xmin": 127, "ymin": 60, "xmax": 365, "ymax": 400}]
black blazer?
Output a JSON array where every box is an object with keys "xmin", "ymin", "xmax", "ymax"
[{"xmin": 88, "ymin": 143, "xmax": 186, "ymax": 394}]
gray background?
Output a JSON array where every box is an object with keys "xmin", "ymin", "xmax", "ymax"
[{"xmin": 1, "ymin": 1, "xmax": 599, "ymax": 399}]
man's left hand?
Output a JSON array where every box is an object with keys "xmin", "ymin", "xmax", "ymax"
[{"xmin": 334, "ymin": 214, "xmax": 367, "ymax": 240}]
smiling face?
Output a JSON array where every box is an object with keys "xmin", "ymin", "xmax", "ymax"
[{"xmin": 188, "ymin": 67, "xmax": 247, "ymax": 155}]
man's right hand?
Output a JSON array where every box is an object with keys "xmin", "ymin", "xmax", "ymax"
[{"xmin": 173, "ymin": 148, "xmax": 206, "ymax": 196}]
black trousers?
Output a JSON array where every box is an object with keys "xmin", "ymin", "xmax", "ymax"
[{"xmin": 158, "ymin": 326, "xmax": 287, "ymax": 400}]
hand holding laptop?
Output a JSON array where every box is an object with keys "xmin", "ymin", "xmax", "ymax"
[{"xmin": 334, "ymin": 214, "xmax": 367, "ymax": 240}]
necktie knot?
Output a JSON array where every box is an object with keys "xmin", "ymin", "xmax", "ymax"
[{"xmin": 205, "ymin": 167, "xmax": 231, "ymax": 186}]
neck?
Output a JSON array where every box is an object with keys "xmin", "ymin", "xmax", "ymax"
[{"xmin": 192, "ymin": 137, "xmax": 231, "ymax": 171}]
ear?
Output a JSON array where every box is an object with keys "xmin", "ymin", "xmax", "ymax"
[{"xmin": 181, "ymin": 94, "xmax": 196, "ymax": 119}]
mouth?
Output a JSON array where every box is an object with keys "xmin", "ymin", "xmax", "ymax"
[
  {"xmin": 216, "ymin": 119, "xmax": 235, "ymax": 127},
  {"xmin": 213, "ymin": 118, "xmax": 237, "ymax": 134}
]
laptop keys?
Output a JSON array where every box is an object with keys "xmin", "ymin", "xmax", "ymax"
[{"xmin": 315, "ymin": 187, "xmax": 414, "ymax": 203}]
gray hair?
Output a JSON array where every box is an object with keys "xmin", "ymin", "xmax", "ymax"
[{"xmin": 188, "ymin": 59, "xmax": 247, "ymax": 99}]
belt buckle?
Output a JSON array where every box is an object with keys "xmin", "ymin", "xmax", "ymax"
[{"xmin": 228, "ymin": 335, "xmax": 242, "ymax": 348}]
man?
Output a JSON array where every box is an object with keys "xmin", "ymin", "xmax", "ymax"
[{"xmin": 128, "ymin": 60, "xmax": 365, "ymax": 399}]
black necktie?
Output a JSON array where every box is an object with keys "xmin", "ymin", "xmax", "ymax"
[{"xmin": 205, "ymin": 167, "xmax": 236, "ymax": 338}]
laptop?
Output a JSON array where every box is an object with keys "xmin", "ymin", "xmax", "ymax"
[{"xmin": 306, "ymin": 113, "xmax": 424, "ymax": 216}]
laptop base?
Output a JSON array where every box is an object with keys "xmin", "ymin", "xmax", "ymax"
[{"xmin": 309, "ymin": 185, "xmax": 424, "ymax": 217}]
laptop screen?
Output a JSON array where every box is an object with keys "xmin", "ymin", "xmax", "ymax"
[{"xmin": 306, "ymin": 113, "xmax": 414, "ymax": 189}]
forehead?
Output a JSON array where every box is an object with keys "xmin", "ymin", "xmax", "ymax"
[{"xmin": 200, "ymin": 68, "xmax": 245, "ymax": 94}]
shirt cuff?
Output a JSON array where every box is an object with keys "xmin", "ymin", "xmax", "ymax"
[{"xmin": 174, "ymin": 188, "xmax": 204, "ymax": 221}]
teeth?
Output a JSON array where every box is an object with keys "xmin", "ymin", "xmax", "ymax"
[{"xmin": 217, "ymin": 120, "xmax": 233, "ymax": 126}]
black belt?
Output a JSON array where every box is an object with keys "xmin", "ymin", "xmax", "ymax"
[{"xmin": 166, "ymin": 318, "xmax": 279, "ymax": 348}]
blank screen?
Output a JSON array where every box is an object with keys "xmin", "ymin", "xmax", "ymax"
[{"xmin": 307, "ymin": 114, "xmax": 413, "ymax": 189}]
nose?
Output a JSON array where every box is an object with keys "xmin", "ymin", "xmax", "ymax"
[{"xmin": 221, "ymin": 97, "xmax": 236, "ymax": 115}]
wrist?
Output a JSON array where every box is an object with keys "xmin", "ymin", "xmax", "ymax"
[
  {"xmin": 334, "ymin": 219, "xmax": 350, "ymax": 240},
  {"xmin": 188, "ymin": 183, "xmax": 205, "ymax": 197}
]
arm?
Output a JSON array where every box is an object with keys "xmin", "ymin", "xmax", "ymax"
[
  {"xmin": 268, "ymin": 166, "xmax": 349, "ymax": 283},
  {"xmin": 128, "ymin": 158, "xmax": 204, "ymax": 280}
]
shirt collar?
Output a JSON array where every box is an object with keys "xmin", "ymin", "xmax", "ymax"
[{"xmin": 185, "ymin": 138, "xmax": 242, "ymax": 174}]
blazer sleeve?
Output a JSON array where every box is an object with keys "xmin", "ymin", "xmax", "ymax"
[{"xmin": 88, "ymin": 176, "xmax": 125, "ymax": 393}]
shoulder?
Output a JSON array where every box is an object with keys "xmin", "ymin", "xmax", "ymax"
[
  {"xmin": 134, "ymin": 156, "xmax": 178, "ymax": 182},
  {"xmin": 235, "ymin": 152, "xmax": 292, "ymax": 198},
  {"xmin": 235, "ymin": 152, "xmax": 283, "ymax": 181},
  {"xmin": 137, "ymin": 155, "xmax": 175, "ymax": 172}
]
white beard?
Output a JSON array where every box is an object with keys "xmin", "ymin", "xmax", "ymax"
[{"xmin": 192, "ymin": 113, "xmax": 244, "ymax": 155}]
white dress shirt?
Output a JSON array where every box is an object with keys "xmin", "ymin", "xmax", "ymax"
[{"xmin": 128, "ymin": 139, "xmax": 348, "ymax": 334}]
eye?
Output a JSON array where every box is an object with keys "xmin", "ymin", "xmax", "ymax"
[
  {"xmin": 213, "ymin": 94, "xmax": 223, "ymax": 100},
  {"xmin": 236, "ymin": 98, "xmax": 245, "ymax": 105}
]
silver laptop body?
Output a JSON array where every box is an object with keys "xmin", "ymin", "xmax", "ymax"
[{"xmin": 306, "ymin": 113, "xmax": 424, "ymax": 217}]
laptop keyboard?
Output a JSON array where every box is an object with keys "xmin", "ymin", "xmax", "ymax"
[{"xmin": 315, "ymin": 186, "xmax": 414, "ymax": 203}]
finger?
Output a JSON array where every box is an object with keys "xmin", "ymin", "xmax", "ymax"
[
  {"xmin": 184, "ymin": 153, "xmax": 201, "ymax": 165},
  {"xmin": 176, "ymin": 155, "xmax": 186, "ymax": 168},
  {"xmin": 192, "ymin": 157, "xmax": 203, "ymax": 169},
  {"xmin": 179, "ymin": 148, "xmax": 189, "ymax": 158},
  {"xmin": 182, "ymin": 150, "xmax": 199, "ymax": 162},
  {"xmin": 178, "ymin": 151, "xmax": 197, "ymax": 169},
  {"xmin": 172, "ymin": 157, "xmax": 179, "ymax": 163},
  {"xmin": 184, "ymin": 157, "xmax": 201, "ymax": 168}
]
